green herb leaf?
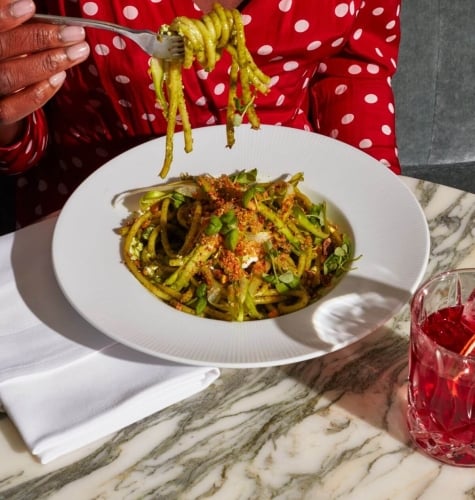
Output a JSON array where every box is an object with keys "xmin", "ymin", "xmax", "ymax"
[
  {"xmin": 233, "ymin": 114, "xmax": 243, "ymax": 126},
  {"xmin": 233, "ymin": 96, "xmax": 246, "ymax": 113},
  {"xmin": 196, "ymin": 282, "xmax": 207, "ymax": 298},
  {"xmin": 293, "ymin": 205, "xmax": 329, "ymax": 239},
  {"xmin": 279, "ymin": 270, "xmax": 300, "ymax": 288},
  {"xmin": 243, "ymin": 185, "xmax": 265, "ymax": 208},
  {"xmin": 242, "ymin": 186, "xmax": 256, "ymax": 208},
  {"xmin": 323, "ymin": 236, "xmax": 354, "ymax": 276},
  {"xmin": 225, "ymin": 228, "xmax": 239, "ymax": 251},
  {"xmin": 171, "ymin": 191, "xmax": 186, "ymax": 208},
  {"xmin": 205, "ymin": 215, "xmax": 223, "ymax": 236},
  {"xmin": 308, "ymin": 202, "xmax": 326, "ymax": 227},
  {"xmin": 195, "ymin": 296, "xmax": 207, "ymax": 315},
  {"xmin": 275, "ymin": 282, "xmax": 289, "ymax": 294},
  {"xmin": 221, "ymin": 209, "xmax": 237, "ymax": 226},
  {"xmin": 262, "ymin": 273, "xmax": 276, "ymax": 284},
  {"xmin": 230, "ymin": 168, "xmax": 258, "ymax": 185}
]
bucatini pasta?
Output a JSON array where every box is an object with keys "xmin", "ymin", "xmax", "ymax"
[
  {"xmin": 118, "ymin": 169, "xmax": 356, "ymax": 322},
  {"xmin": 150, "ymin": 3, "xmax": 270, "ymax": 178}
]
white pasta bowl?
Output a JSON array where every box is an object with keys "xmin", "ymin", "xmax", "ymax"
[{"xmin": 53, "ymin": 124, "xmax": 430, "ymax": 367}]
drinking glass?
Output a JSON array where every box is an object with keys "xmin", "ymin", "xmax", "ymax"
[{"xmin": 407, "ymin": 268, "xmax": 475, "ymax": 466}]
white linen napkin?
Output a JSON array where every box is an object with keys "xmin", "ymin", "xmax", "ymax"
[{"xmin": 0, "ymin": 217, "xmax": 220, "ymax": 464}]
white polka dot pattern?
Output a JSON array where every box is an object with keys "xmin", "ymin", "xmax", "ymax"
[
  {"xmin": 83, "ymin": 2, "xmax": 98, "ymax": 16},
  {"xmin": 4, "ymin": 0, "xmax": 402, "ymax": 228},
  {"xmin": 295, "ymin": 20, "xmax": 309, "ymax": 32},
  {"xmin": 123, "ymin": 5, "xmax": 138, "ymax": 20},
  {"xmin": 341, "ymin": 114, "xmax": 355, "ymax": 125}
]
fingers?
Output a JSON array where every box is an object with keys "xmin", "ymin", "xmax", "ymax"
[
  {"xmin": 0, "ymin": 0, "xmax": 35, "ymax": 31},
  {"xmin": 0, "ymin": 41, "xmax": 89, "ymax": 95},
  {"xmin": 0, "ymin": 21, "xmax": 87, "ymax": 58},
  {"xmin": 0, "ymin": 40, "xmax": 90, "ymax": 124},
  {"xmin": 0, "ymin": 70, "xmax": 66, "ymax": 125},
  {"xmin": 0, "ymin": 15, "xmax": 90, "ymax": 126}
]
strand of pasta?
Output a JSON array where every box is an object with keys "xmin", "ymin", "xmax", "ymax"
[
  {"xmin": 151, "ymin": 3, "xmax": 270, "ymax": 178},
  {"xmin": 121, "ymin": 202, "xmax": 312, "ymax": 320},
  {"xmin": 119, "ymin": 172, "xmax": 355, "ymax": 322}
]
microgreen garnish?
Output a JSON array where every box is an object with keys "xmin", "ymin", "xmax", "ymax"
[
  {"xmin": 293, "ymin": 205, "xmax": 329, "ymax": 239},
  {"xmin": 308, "ymin": 202, "xmax": 326, "ymax": 228},
  {"xmin": 123, "ymin": 169, "xmax": 359, "ymax": 322},
  {"xmin": 220, "ymin": 210, "xmax": 238, "ymax": 226},
  {"xmin": 205, "ymin": 215, "xmax": 223, "ymax": 236},
  {"xmin": 263, "ymin": 270, "xmax": 300, "ymax": 293},
  {"xmin": 224, "ymin": 228, "xmax": 239, "ymax": 251},
  {"xmin": 323, "ymin": 235, "xmax": 354, "ymax": 275},
  {"xmin": 230, "ymin": 168, "xmax": 258, "ymax": 184},
  {"xmin": 205, "ymin": 210, "xmax": 240, "ymax": 250},
  {"xmin": 170, "ymin": 191, "xmax": 187, "ymax": 208},
  {"xmin": 262, "ymin": 241, "xmax": 300, "ymax": 292},
  {"xmin": 233, "ymin": 96, "xmax": 256, "ymax": 126},
  {"xmin": 243, "ymin": 184, "xmax": 265, "ymax": 208}
]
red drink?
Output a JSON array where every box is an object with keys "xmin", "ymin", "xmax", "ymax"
[{"xmin": 408, "ymin": 304, "xmax": 475, "ymax": 466}]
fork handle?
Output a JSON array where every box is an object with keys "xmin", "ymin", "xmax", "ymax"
[{"xmin": 32, "ymin": 13, "xmax": 147, "ymax": 36}]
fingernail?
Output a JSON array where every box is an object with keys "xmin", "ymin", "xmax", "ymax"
[
  {"xmin": 60, "ymin": 26, "xmax": 86, "ymax": 43},
  {"xmin": 10, "ymin": 0, "xmax": 35, "ymax": 17},
  {"xmin": 49, "ymin": 71, "xmax": 67, "ymax": 87},
  {"xmin": 66, "ymin": 42, "xmax": 90, "ymax": 61}
]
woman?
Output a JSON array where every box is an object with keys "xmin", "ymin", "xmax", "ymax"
[{"xmin": 0, "ymin": 0, "xmax": 401, "ymax": 231}]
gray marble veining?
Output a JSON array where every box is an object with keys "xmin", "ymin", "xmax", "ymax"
[{"xmin": 1, "ymin": 178, "xmax": 475, "ymax": 500}]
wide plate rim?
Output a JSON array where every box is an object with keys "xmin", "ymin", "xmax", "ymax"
[{"xmin": 52, "ymin": 125, "xmax": 430, "ymax": 368}]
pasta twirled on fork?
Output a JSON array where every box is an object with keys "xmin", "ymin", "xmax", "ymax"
[{"xmin": 150, "ymin": 3, "xmax": 271, "ymax": 178}]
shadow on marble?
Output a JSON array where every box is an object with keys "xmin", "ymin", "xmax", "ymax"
[
  {"xmin": 280, "ymin": 324, "xmax": 412, "ymax": 447},
  {"xmin": 273, "ymin": 273, "xmax": 412, "ymax": 354}
]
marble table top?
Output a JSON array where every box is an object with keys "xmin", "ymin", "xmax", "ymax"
[{"xmin": 1, "ymin": 177, "xmax": 475, "ymax": 500}]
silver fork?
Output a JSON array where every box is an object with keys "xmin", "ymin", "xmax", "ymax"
[{"xmin": 33, "ymin": 13, "xmax": 184, "ymax": 60}]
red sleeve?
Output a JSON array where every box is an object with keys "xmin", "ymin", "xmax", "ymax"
[
  {"xmin": 310, "ymin": 1, "xmax": 401, "ymax": 174},
  {"xmin": 0, "ymin": 109, "xmax": 49, "ymax": 175}
]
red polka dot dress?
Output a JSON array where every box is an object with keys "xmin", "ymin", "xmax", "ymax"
[{"xmin": 0, "ymin": 0, "xmax": 401, "ymax": 228}]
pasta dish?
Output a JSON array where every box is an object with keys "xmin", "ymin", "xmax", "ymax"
[
  {"xmin": 150, "ymin": 3, "xmax": 270, "ymax": 177},
  {"xmin": 118, "ymin": 169, "xmax": 356, "ymax": 322}
]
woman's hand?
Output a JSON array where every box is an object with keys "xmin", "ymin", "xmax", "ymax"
[{"xmin": 0, "ymin": 0, "xmax": 90, "ymax": 145}]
